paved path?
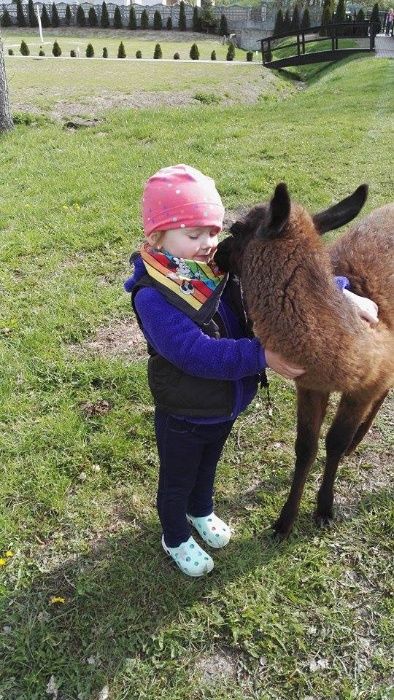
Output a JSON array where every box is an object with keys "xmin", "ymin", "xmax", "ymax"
[{"xmin": 375, "ymin": 33, "xmax": 394, "ymax": 57}]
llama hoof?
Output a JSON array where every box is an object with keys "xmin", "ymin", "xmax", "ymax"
[
  {"xmin": 271, "ymin": 519, "xmax": 293, "ymax": 540},
  {"xmin": 314, "ymin": 511, "xmax": 334, "ymax": 528}
]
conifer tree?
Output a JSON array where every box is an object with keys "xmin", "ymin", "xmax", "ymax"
[
  {"xmin": 136, "ymin": 49, "xmax": 142, "ymax": 58},
  {"xmin": 320, "ymin": 0, "xmax": 331, "ymax": 35},
  {"xmin": 70, "ymin": 49, "xmax": 76, "ymax": 56},
  {"xmin": 89, "ymin": 7, "xmax": 98, "ymax": 26},
  {"xmin": 76, "ymin": 5, "xmax": 86, "ymax": 27},
  {"xmin": 52, "ymin": 40, "xmax": 61, "ymax": 56},
  {"xmin": 355, "ymin": 8, "xmax": 367, "ymax": 36},
  {"xmin": 370, "ymin": 2, "xmax": 381, "ymax": 33},
  {"xmin": 301, "ymin": 7, "xmax": 310, "ymax": 29},
  {"xmin": 246, "ymin": 50, "xmax": 253, "ymax": 61},
  {"xmin": 117, "ymin": 40, "xmax": 126, "ymax": 57},
  {"xmin": 153, "ymin": 42, "xmax": 162, "ymax": 58},
  {"xmin": 335, "ymin": 0, "xmax": 346, "ymax": 23},
  {"xmin": 140, "ymin": 8, "xmax": 149, "ymax": 28},
  {"xmin": 103, "ymin": 47, "xmax": 108, "ymax": 57},
  {"xmin": 219, "ymin": 13, "xmax": 228, "ymax": 35},
  {"xmin": 16, "ymin": 0, "xmax": 26, "ymax": 27},
  {"xmin": 41, "ymin": 5, "xmax": 51, "ymax": 28},
  {"xmin": 211, "ymin": 49, "xmax": 216, "ymax": 60},
  {"xmin": 101, "ymin": 1, "xmax": 109, "ymax": 27},
  {"xmin": 114, "ymin": 6, "xmax": 122, "ymax": 28},
  {"xmin": 166, "ymin": 16, "xmax": 172, "ymax": 29},
  {"xmin": 226, "ymin": 42, "xmax": 235, "ymax": 60},
  {"xmin": 39, "ymin": 48, "xmax": 45, "ymax": 55},
  {"xmin": 86, "ymin": 43, "xmax": 94, "ymax": 57},
  {"xmin": 189, "ymin": 42, "xmax": 199, "ymax": 59},
  {"xmin": 283, "ymin": 9, "xmax": 291, "ymax": 31},
  {"xmin": 1, "ymin": 8, "xmax": 12, "ymax": 26},
  {"xmin": 51, "ymin": 3, "xmax": 59, "ymax": 27},
  {"xmin": 192, "ymin": 6, "xmax": 200, "ymax": 31},
  {"xmin": 65, "ymin": 5, "xmax": 72, "ymax": 26},
  {"xmin": 20, "ymin": 40, "xmax": 30, "ymax": 55},
  {"xmin": 173, "ymin": 51, "xmax": 180, "ymax": 59},
  {"xmin": 178, "ymin": 0, "xmax": 186, "ymax": 30},
  {"xmin": 128, "ymin": 5, "xmax": 136, "ymax": 29},
  {"xmin": 274, "ymin": 8, "xmax": 284, "ymax": 34},
  {"xmin": 291, "ymin": 3, "xmax": 300, "ymax": 31},
  {"xmin": 28, "ymin": 0, "xmax": 38, "ymax": 27},
  {"xmin": 153, "ymin": 10, "xmax": 162, "ymax": 29}
]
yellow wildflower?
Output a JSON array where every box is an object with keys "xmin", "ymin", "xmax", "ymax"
[
  {"xmin": 0, "ymin": 559, "xmax": 7, "ymax": 566},
  {"xmin": 49, "ymin": 596, "xmax": 66, "ymax": 604},
  {"xmin": 5, "ymin": 551, "xmax": 14, "ymax": 558}
]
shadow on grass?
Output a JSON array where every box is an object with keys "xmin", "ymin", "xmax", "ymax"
[{"xmin": 2, "ymin": 477, "xmax": 392, "ymax": 698}]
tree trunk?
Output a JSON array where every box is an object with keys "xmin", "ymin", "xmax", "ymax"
[{"xmin": 0, "ymin": 41, "xmax": 13, "ymax": 132}]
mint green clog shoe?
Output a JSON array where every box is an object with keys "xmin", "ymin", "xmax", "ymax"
[
  {"xmin": 186, "ymin": 513, "xmax": 231, "ymax": 548},
  {"xmin": 161, "ymin": 535, "xmax": 214, "ymax": 577}
]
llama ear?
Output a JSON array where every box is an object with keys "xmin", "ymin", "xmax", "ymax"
[
  {"xmin": 313, "ymin": 184, "xmax": 368, "ymax": 234},
  {"xmin": 256, "ymin": 183, "xmax": 291, "ymax": 240}
]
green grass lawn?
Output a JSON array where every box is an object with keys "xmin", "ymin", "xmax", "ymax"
[
  {"xmin": 2, "ymin": 27, "xmax": 252, "ymax": 61},
  {"xmin": 0, "ymin": 51, "xmax": 393, "ymax": 699}
]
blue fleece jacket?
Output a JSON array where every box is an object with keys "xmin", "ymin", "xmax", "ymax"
[
  {"xmin": 125, "ymin": 255, "xmax": 266, "ymax": 422},
  {"xmin": 125, "ymin": 256, "xmax": 350, "ymax": 423}
]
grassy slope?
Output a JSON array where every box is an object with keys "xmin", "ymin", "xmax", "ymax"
[{"xmin": 0, "ymin": 55, "xmax": 393, "ymax": 699}]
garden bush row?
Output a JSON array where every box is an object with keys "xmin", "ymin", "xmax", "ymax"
[
  {"xmin": 1, "ymin": 0, "xmax": 229, "ymax": 35},
  {"xmin": 272, "ymin": 0, "xmax": 379, "ymax": 36},
  {"xmin": 14, "ymin": 40, "xmax": 254, "ymax": 61}
]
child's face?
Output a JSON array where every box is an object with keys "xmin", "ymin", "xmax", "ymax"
[{"xmin": 149, "ymin": 226, "xmax": 220, "ymax": 263}]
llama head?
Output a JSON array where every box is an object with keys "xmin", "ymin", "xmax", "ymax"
[{"xmin": 214, "ymin": 205, "xmax": 267, "ymax": 274}]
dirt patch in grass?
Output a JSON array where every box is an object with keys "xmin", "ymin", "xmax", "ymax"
[
  {"xmin": 194, "ymin": 650, "xmax": 238, "ymax": 684},
  {"xmin": 70, "ymin": 318, "xmax": 147, "ymax": 361}
]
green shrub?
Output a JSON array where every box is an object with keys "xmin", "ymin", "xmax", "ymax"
[
  {"xmin": 38, "ymin": 49, "xmax": 45, "ymax": 56},
  {"xmin": 140, "ymin": 8, "xmax": 149, "ymax": 29},
  {"xmin": 194, "ymin": 92, "xmax": 221, "ymax": 104},
  {"xmin": 189, "ymin": 42, "xmax": 199, "ymax": 60},
  {"xmin": 291, "ymin": 3, "xmax": 300, "ymax": 31},
  {"xmin": 101, "ymin": 1, "xmax": 109, "ymax": 28},
  {"xmin": 51, "ymin": 2, "xmax": 59, "ymax": 27},
  {"xmin": 52, "ymin": 40, "xmax": 61, "ymax": 56},
  {"xmin": 274, "ymin": 8, "xmax": 284, "ymax": 34},
  {"xmin": 153, "ymin": 43, "xmax": 162, "ymax": 59},
  {"xmin": 88, "ymin": 7, "xmax": 98, "ymax": 26},
  {"xmin": 117, "ymin": 41, "xmax": 126, "ymax": 58},
  {"xmin": 153, "ymin": 9, "xmax": 162, "ymax": 29},
  {"xmin": 76, "ymin": 5, "xmax": 86, "ymax": 27},
  {"xmin": 178, "ymin": 0, "xmax": 186, "ymax": 30},
  {"xmin": 8, "ymin": 48, "xmax": 14, "ymax": 55},
  {"xmin": 103, "ymin": 47, "xmax": 108, "ymax": 58},
  {"xmin": 246, "ymin": 50, "xmax": 253, "ymax": 62},
  {"xmin": 65, "ymin": 4, "xmax": 72, "ymax": 26},
  {"xmin": 226, "ymin": 43, "xmax": 235, "ymax": 61},
  {"xmin": 128, "ymin": 5, "xmax": 136, "ymax": 29},
  {"xmin": 200, "ymin": 7, "xmax": 217, "ymax": 33},
  {"xmin": 166, "ymin": 16, "xmax": 172, "ymax": 29},
  {"xmin": 174, "ymin": 51, "xmax": 180, "ymax": 59},
  {"xmin": 1, "ymin": 8, "xmax": 12, "ymax": 26},
  {"xmin": 211, "ymin": 50, "xmax": 216, "ymax": 60},
  {"xmin": 320, "ymin": 0, "xmax": 331, "ymax": 35},
  {"xmin": 114, "ymin": 6, "xmax": 123, "ymax": 28},
  {"xmin": 283, "ymin": 8, "xmax": 291, "ymax": 31},
  {"xmin": 20, "ymin": 40, "xmax": 30, "ymax": 56},
  {"xmin": 70, "ymin": 49, "xmax": 76, "ymax": 57},
  {"xmin": 86, "ymin": 43, "xmax": 94, "ymax": 57},
  {"xmin": 136, "ymin": 49, "xmax": 142, "ymax": 58}
]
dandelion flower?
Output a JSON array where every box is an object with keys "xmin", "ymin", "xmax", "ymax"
[
  {"xmin": 0, "ymin": 559, "xmax": 7, "ymax": 567},
  {"xmin": 5, "ymin": 551, "xmax": 14, "ymax": 558},
  {"xmin": 49, "ymin": 596, "xmax": 65, "ymax": 604}
]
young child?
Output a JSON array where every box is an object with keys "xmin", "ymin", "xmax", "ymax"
[{"xmin": 125, "ymin": 164, "xmax": 378, "ymax": 577}]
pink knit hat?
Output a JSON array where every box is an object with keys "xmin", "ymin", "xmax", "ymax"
[{"xmin": 142, "ymin": 164, "xmax": 225, "ymax": 237}]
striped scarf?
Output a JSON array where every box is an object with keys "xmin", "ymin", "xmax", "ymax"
[{"xmin": 140, "ymin": 243, "xmax": 226, "ymax": 312}]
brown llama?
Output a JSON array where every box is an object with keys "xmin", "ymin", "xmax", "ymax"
[{"xmin": 214, "ymin": 183, "xmax": 394, "ymax": 537}]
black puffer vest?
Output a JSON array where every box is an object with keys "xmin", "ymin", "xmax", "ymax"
[{"xmin": 130, "ymin": 256, "xmax": 255, "ymax": 417}]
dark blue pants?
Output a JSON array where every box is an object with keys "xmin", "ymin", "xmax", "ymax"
[{"xmin": 154, "ymin": 410, "xmax": 234, "ymax": 547}]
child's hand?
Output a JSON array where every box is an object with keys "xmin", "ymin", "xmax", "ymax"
[
  {"xmin": 343, "ymin": 289, "xmax": 379, "ymax": 326},
  {"xmin": 266, "ymin": 349, "xmax": 305, "ymax": 380}
]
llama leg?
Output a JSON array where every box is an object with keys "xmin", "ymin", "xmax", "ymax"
[
  {"xmin": 345, "ymin": 390, "xmax": 389, "ymax": 455},
  {"xmin": 315, "ymin": 393, "xmax": 373, "ymax": 525},
  {"xmin": 273, "ymin": 389, "xmax": 329, "ymax": 539}
]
